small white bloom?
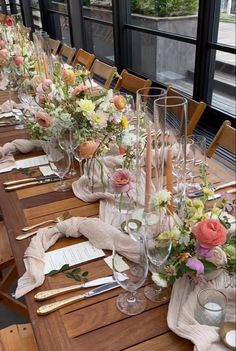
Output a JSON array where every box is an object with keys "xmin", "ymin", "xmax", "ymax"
[
  {"xmin": 121, "ymin": 129, "xmax": 136, "ymax": 147},
  {"xmin": 152, "ymin": 273, "xmax": 168, "ymax": 288},
  {"xmin": 152, "ymin": 189, "xmax": 171, "ymax": 208},
  {"xmin": 78, "ymin": 98, "xmax": 95, "ymax": 115}
]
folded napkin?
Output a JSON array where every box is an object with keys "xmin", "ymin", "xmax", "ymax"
[
  {"xmin": 167, "ymin": 273, "xmax": 236, "ymax": 351},
  {"xmin": 0, "ymin": 100, "xmax": 26, "ymax": 113},
  {"xmin": 0, "ymin": 138, "xmax": 41, "ymax": 157},
  {"xmin": 0, "ymin": 154, "xmax": 16, "ymax": 172},
  {"xmin": 14, "ymin": 217, "xmax": 139, "ymax": 299}
]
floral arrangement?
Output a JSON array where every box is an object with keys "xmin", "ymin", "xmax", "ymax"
[
  {"xmin": 28, "ymin": 62, "xmax": 129, "ymax": 158},
  {"xmin": 150, "ymin": 166, "xmax": 235, "ymax": 287},
  {"xmin": 0, "ymin": 16, "xmax": 36, "ymax": 85}
]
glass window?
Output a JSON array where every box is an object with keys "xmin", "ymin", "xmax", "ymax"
[
  {"xmin": 218, "ymin": 0, "xmax": 236, "ymax": 45},
  {"xmin": 129, "ymin": 0, "xmax": 199, "ymax": 37},
  {"xmin": 127, "ymin": 29, "xmax": 195, "ymax": 95},
  {"xmin": 212, "ymin": 51, "xmax": 236, "ymax": 116},
  {"xmin": 84, "ymin": 21, "xmax": 114, "ymax": 62},
  {"xmin": 82, "ymin": 0, "xmax": 113, "ymax": 22},
  {"xmin": 51, "ymin": 13, "xmax": 71, "ymax": 45},
  {"xmin": 30, "ymin": 0, "xmax": 42, "ymax": 29},
  {"xmin": 50, "ymin": 0, "xmax": 68, "ymax": 14}
]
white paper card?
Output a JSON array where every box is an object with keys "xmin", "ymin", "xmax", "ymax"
[
  {"xmin": 39, "ymin": 165, "xmax": 56, "ymax": 176},
  {"xmin": 104, "ymin": 254, "xmax": 129, "ymax": 272},
  {"xmin": 0, "ymin": 155, "xmax": 49, "ymax": 173},
  {"xmin": 43, "ymin": 241, "xmax": 105, "ymax": 274}
]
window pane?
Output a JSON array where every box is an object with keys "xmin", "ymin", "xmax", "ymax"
[
  {"xmin": 127, "ymin": 29, "xmax": 195, "ymax": 95},
  {"xmin": 49, "ymin": 0, "xmax": 68, "ymax": 14},
  {"xmin": 212, "ymin": 51, "xmax": 236, "ymax": 116},
  {"xmin": 84, "ymin": 21, "xmax": 114, "ymax": 62},
  {"xmin": 83, "ymin": 0, "xmax": 113, "ymax": 22},
  {"xmin": 30, "ymin": 1, "xmax": 42, "ymax": 29},
  {"xmin": 129, "ymin": 0, "xmax": 199, "ymax": 37},
  {"xmin": 218, "ymin": 1, "xmax": 236, "ymax": 45},
  {"xmin": 51, "ymin": 13, "xmax": 71, "ymax": 45}
]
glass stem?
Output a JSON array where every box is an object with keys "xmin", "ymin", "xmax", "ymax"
[{"xmin": 127, "ymin": 291, "xmax": 137, "ymax": 304}]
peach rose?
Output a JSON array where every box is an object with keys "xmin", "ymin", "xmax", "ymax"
[
  {"xmin": 192, "ymin": 219, "xmax": 227, "ymax": 248},
  {"xmin": 62, "ymin": 69, "xmax": 76, "ymax": 85},
  {"xmin": 36, "ymin": 112, "xmax": 52, "ymax": 128},
  {"xmin": 72, "ymin": 85, "xmax": 88, "ymax": 97},
  {"xmin": 110, "ymin": 169, "xmax": 136, "ymax": 193},
  {"xmin": 14, "ymin": 55, "xmax": 24, "ymax": 66},
  {"xmin": 80, "ymin": 140, "xmax": 98, "ymax": 158},
  {"xmin": 42, "ymin": 79, "xmax": 52, "ymax": 92},
  {"xmin": 113, "ymin": 95, "xmax": 127, "ymax": 110},
  {"xmin": 0, "ymin": 40, "xmax": 6, "ymax": 49}
]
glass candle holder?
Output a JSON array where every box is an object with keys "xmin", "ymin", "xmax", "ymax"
[{"xmin": 194, "ymin": 288, "xmax": 227, "ymax": 327}]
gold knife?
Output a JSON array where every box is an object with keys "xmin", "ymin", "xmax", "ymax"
[
  {"xmin": 37, "ymin": 281, "xmax": 119, "ymax": 315},
  {"xmin": 3, "ymin": 175, "xmax": 58, "ymax": 186},
  {"xmin": 5, "ymin": 177, "xmax": 59, "ymax": 191}
]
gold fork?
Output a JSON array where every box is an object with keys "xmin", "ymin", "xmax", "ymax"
[{"xmin": 21, "ymin": 211, "xmax": 70, "ymax": 232}]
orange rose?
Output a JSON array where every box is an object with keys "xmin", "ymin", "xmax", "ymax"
[
  {"xmin": 62, "ymin": 69, "xmax": 76, "ymax": 85},
  {"xmin": 80, "ymin": 140, "xmax": 98, "ymax": 159},
  {"xmin": 113, "ymin": 95, "xmax": 127, "ymax": 110},
  {"xmin": 36, "ymin": 112, "xmax": 52, "ymax": 128},
  {"xmin": 192, "ymin": 219, "xmax": 227, "ymax": 248}
]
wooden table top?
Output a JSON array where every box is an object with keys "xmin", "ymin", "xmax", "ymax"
[{"xmin": 0, "ymin": 125, "xmax": 234, "ymax": 351}]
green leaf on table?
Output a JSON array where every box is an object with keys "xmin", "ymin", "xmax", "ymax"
[
  {"xmin": 82, "ymin": 271, "xmax": 89, "ymax": 277},
  {"xmin": 73, "ymin": 275, "xmax": 81, "ymax": 281},
  {"xmin": 46, "ymin": 269, "xmax": 60, "ymax": 276},
  {"xmin": 59, "ymin": 264, "xmax": 70, "ymax": 272},
  {"xmin": 71, "ymin": 268, "xmax": 81, "ymax": 274},
  {"xmin": 65, "ymin": 272, "xmax": 75, "ymax": 278}
]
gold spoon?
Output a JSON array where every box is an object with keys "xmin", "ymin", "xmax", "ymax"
[{"xmin": 21, "ymin": 211, "xmax": 70, "ymax": 232}]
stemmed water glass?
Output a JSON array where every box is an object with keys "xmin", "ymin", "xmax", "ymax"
[
  {"xmin": 144, "ymin": 210, "xmax": 172, "ymax": 302},
  {"xmin": 70, "ymin": 130, "xmax": 84, "ymax": 177},
  {"xmin": 113, "ymin": 233, "xmax": 148, "ymax": 315},
  {"xmin": 46, "ymin": 139, "xmax": 71, "ymax": 192}
]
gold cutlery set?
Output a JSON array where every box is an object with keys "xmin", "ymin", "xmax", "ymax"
[
  {"xmin": 35, "ymin": 276, "xmax": 121, "ymax": 315},
  {"xmin": 3, "ymin": 174, "xmax": 60, "ymax": 191}
]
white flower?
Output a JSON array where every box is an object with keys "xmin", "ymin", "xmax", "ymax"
[
  {"xmin": 152, "ymin": 273, "xmax": 168, "ymax": 288},
  {"xmin": 207, "ymin": 246, "xmax": 227, "ymax": 267},
  {"xmin": 121, "ymin": 128, "xmax": 137, "ymax": 147},
  {"xmin": 152, "ymin": 189, "xmax": 171, "ymax": 208},
  {"xmin": 89, "ymin": 110, "xmax": 108, "ymax": 129}
]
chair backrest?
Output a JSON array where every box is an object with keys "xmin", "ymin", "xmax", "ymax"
[
  {"xmin": 0, "ymin": 324, "xmax": 38, "ymax": 351},
  {"xmin": 0, "ymin": 13, "xmax": 6, "ymax": 23},
  {"xmin": 48, "ymin": 38, "xmax": 61, "ymax": 55},
  {"xmin": 90, "ymin": 59, "xmax": 117, "ymax": 89},
  {"xmin": 206, "ymin": 120, "xmax": 236, "ymax": 158},
  {"xmin": 58, "ymin": 44, "xmax": 76, "ymax": 64},
  {"xmin": 114, "ymin": 69, "xmax": 152, "ymax": 94},
  {"xmin": 72, "ymin": 49, "xmax": 95, "ymax": 70},
  {"xmin": 167, "ymin": 86, "xmax": 207, "ymax": 136}
]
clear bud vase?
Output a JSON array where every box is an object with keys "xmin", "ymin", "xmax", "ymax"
[{"xmin": 83, "ymin": 156, "xmax": 106, "ymax": 193}]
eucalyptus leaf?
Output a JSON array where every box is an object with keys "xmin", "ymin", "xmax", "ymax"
[
  {"xmin": 59, "ymin": 264, "xmax": 70, "ymax": 272},
  {"xmin": 72, "ymin": 268, "xmax": 81, "ymax": 274},
  {"xmin": 82, "ymin": 271, "xmax": 89, "ymax": 277},
  {"xmin": 73, "ymin": 275, "xmax": 81, "ymax": 281},
  {"xmin": 46, "ymin": 269, "xmax": 60, "ymax": 276}
]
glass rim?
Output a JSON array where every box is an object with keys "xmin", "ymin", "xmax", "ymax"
[
  {"xmin": 197, "ymin": 288, "xmax": 227, "ymax": 311},
  {"xmin": 136, "ymin": 87, "xmax": 167, "ymax": 98},
  {"xmin": 154, "ymin": 96, "xmax": 188, "ymax": 107}
]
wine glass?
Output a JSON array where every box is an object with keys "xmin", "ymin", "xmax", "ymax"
[
  {"xmin": 57, "ymin": 129, "xmax": 77, "ymax": 177},
  {"xmin": 112, "ymin": 233, "xmax": 148, "ymax": 315},
  {"xmin": 70, "ymin": 130, "xmax": 84, "ymax": 177},
  {"xmin": 186, "ymin": 135, "xmax": 206, "ymax": 193},
  {"xmin": 18, "ymin": 83, "xmax": 38, "ymax": 123},
  {"xmin": 144, "ymin": 210, "xmax": 172, "ymax": 302},
  {"xmin": 46, "ymin": 139, "xmax": 71, "ymax": 192}
]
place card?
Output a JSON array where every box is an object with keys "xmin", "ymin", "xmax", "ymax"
[
  {"xmin": 104, "ymin": 254, "xmax": 129, "ymax": 272},
  {"xmin": 39, "ymin": 165, "xmax": 56, "ymax": 176},
  {"xmin": 43, "ymin": 241, "xmax": 105, "ymax": 274}
]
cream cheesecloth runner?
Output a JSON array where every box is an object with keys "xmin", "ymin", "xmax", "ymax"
[
  {"xmin": 14, "ymin": 217, "xmax": 139, "ymax": 299},
  {"xmin": 167, "ymin": 273, "xmax": 236, "ymax": 351}
]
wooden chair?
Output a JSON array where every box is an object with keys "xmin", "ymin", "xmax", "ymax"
[
  {"xmin": 167, "ymin": 86, "xmax": 207, "ymax": 135},
  {"xmin": 90, "ymin": 59, "xmax": 117, "ymax": 89},
  {"xmin": 72, "ymin": 49, "xmax": 95, "ymax": 70},
  {"xmin": 58, "ymin": 44, "xmax": 76, "ymax": 64},
  {"xmin": 48, "ymin": 38, "xmax": 61, "ymax": 55},
  {"xmin": 0, "ymin": 91, "xmax": 20, "ymax": 105},
  {"xmin": 114, "ymin": 69, "xmax": 152, "ymax": 94},
  {"xmin": 0, "ymin": 324, "xmax": 38, "ymax": 351},
  {"xmin": 0, "ymin": 221, "xmax": 29, "ymax": 318},
  {"xmin": 206, "ymin": 120, "xmax": 236, "ymax": 158},
  {"xmin": 0, "ymin": 14, "xmax": 6, "ymax": 23}
]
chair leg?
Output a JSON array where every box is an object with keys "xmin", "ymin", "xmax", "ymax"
[{"xmin": 0, "ymin": 264, "xmax": 29, "ymax": 318}]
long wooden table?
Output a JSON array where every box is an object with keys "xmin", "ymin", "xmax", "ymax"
[{"xmin": 0, "ymin": 125, "xmax": 234, "ymax": 351}]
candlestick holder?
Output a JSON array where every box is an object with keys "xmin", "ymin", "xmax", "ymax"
[{"xmin": 194, "ymin": 288, "xmax": 227, "ymax": 327}]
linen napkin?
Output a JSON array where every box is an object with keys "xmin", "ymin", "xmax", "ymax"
[
  {"xmin": 0, "ymin": 154, "xmax": 16, "ymax": 172},
  {"xmin": 167, "ymin": 273, "xmax": 236, "ymax": 351},
  {"xmin": 0, "ymin": 100, "xmax": 26, "ymax": 113},
  {"xmin": 14, "ymin": 216, "xmax": 139, "ymax": 299}
]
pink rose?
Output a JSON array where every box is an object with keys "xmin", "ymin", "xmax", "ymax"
[
  {"xmin": 72, "ymin": 85, "xmax": 88, "ymax": 97},
  {"xmin": 5, "ymin": 16, "xmax": 16, "ymax": 26},
  {"xmin": 36, "ymin": 112, "xmax": 52, "ymax": 128},
  {"xmin": 192, "ymin": 219, "xmax": 227, "ymax": 248},
  {"xmin": 14, "ymin": 55, "xmax": 24, "ymax": 66},
  {"xmin": 0, "ymin": 49, "xmax": 8, "ymax": 66},
  {"xmin": 42, "ymin": 79, "xmax": 52, "ymax": 92},
  {"xmin": 0, "ymin": 40, "xmax": 6, "ymax": 49},
  {"xmin": 110, "ymin": 169, "xmax": 136, "ymax": 193}
]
